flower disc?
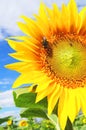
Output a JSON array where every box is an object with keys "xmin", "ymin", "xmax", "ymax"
[{"xmin": 47, "ymin": 38, "xmax": 86, "ymax": 88}]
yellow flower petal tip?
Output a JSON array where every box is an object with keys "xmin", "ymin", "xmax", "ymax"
[{"xmin": 6, "ymin": 0, "xmax": 86, "ymax": 129}]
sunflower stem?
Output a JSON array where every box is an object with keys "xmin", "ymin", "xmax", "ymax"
[{"xmin": 65, "ymin": 118, "xmax": 73, "ymax": 130}]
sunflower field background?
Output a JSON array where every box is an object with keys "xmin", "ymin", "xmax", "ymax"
[
  {"xmin": 1, "ymin": 0, "xmax": 86, "ymax": 130},
  {"xmin": 1, "ymin": 88, "xmax": 86, "ymax": 130}
]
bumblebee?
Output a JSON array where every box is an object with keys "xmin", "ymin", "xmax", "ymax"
[{"xmin": 42, "ymin": 37, "xmax": 52, "ymax": 57}]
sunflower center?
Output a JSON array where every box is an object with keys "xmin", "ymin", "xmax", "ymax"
[{"xmin": 49, "ymin": 39, "xmax": 86, "ymax": 80}]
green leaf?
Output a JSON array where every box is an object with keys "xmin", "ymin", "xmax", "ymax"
[
  {"xmin": 13, "ymin": 88, "xmax": 48, "ymax": 109},
  {"xmin": 20, "ymin": 108, "xmax": 48, "ymax": 119},
  {"xmin": 81, "ymin": 125, "xmax": 86, "ymax": 130},
  {"xmin": 0, "ymin": 127, "xmax": 4, "ymax": 130},
  {"xmin": 0, "ymin": 116, "xmax": 11, "ymax": 124},
  {"xmin": 47, "ymin": 114, "xmax": 60, "ymax": 130},
  {"xmin": 13, "ymin": 87, "xmax": 30, "ymax": 97}
]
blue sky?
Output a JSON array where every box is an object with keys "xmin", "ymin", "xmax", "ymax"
[
  {"xmin": 0, "ymin": 0, "xmax": 86, "ymax": 120},
  {"xmin": 0, "ymin": 40, "xmax": 19, "ymax": 91}
]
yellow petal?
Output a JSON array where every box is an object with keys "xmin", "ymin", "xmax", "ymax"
[
  {"xmin": 35, "ymin": 76, "xmax": 52, "ymax": 93},
  {"xmin": 67, "ymin": 89, "xmax": 79, "ymax": 123},
  {"xmin": 36, "ymin": 81, "xmax": 55, "ymax": 102},
  {"xmin": 79, "ymin": 7, "xmax": 86, "ymax": 34},
  {"xmin": 68, "ymin": 0, "xmax": 78, "ymax": 32},
  {"xmin": 8, "ymin": 36, "xmax": 40, "ymax": 47},
  {"xmin": 61, "ymin": 4, "xmax": 70, "ymax": 32},
  {"xmin": 12, "ymin": 74, "xmax": 33, "ymax": 88},
  {"xmin": 6, "ymin": 39, "xmax": 30, "ymax": 52},
  {"xmin": 39, "ymin": 3, "xmax": 49, "ymax": 25},
  {"xmin": 52, "ymin": 4, "xmax": 60, "ymax": 31},
  {"xmin": 52, "ymin": 3, "xmax": 60, "ymax": 17},
  {"xmin": 9, "ymin": 51, "xmax": 38, "ymax": 62},
  {"xmin": 6, "ymin": 39, "xmax": 39, "ymax": 54},
  {"xmin": 58, "ymin": 88, "xmax": 68, "ymax": 130},
  {"xmin": 17, "ymin": 22, "xmax": 42, "ymax": 40},
  {"xmin": 12, "ymin": 71, "xmax": 43, "ymax": 88},
  {"xmin": 48, "ymin": 83, "xmax": 62, "ymax": 115},
  {"xmin": 34, "ymin": 3, "xmax": 51, "ymax": 36},
  {"xmin": 34, "ymin": 14, "xmax": 50, "ymax": 37},
  {"xmin": 5, "ymin": 62, "xmax": 37, "ymax": 73},
  {"xmin": 80, "ymin": 88, "xmax": 86, "ymax": 116},
  {"xmin": 21, "ymin": 15, "xmax": 43, "ymax": 37}
]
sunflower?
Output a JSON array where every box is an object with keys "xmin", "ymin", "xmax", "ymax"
[
  {"xmin": 7, "ymin": 119, "xmax": 13, "ymax": 126},
  {"xmin": 5, "ymin": 0, "xmax": 86, "ymax": 129},
  {"xmin": 18, "ymin": 120, "xmax": 28, "ymax": 127},
  {"xmin": 82, "ymin": 117, "xmax": 86, "ymax": 124}
]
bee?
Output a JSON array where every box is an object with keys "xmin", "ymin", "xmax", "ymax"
[
  {"xmin": 69, "ymin": 42, "xmax": 73, "ymax": 47},
  {"xmin": 42, "ymin": 37, "xmax": 49, "ymax": 49},
  {"xmin": 42, "ymin": 37, "xmax": 52, "ymax": 57}
]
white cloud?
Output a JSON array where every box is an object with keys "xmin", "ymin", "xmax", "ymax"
[
  {"xmin": 0, "ymin": 90, "xmax": 20, "ymax": 119},
  {"xmin": 0, "ymin": 0, "xmax": 85, "ymax": 40},
  {"xmin": 0, "ymin": 30, "xmax": 4, "ymax": 39},
  {"xmin": 0, "ymin": 110, "xmax": 20, "ymax": 118},
  {"xmin": 0, "ymin": 0, "xmax": 41, "ymax": 39},
  {"xmin": 0, "ymin": 78, "xmax": 13, "ymax": 85},
  {"xmin": 0, "ymin": 90, "xmax": 15, "ymax": 107}
]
